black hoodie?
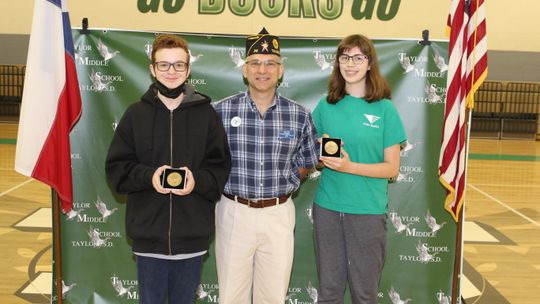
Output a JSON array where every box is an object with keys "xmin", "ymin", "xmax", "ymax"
[{"xmin": 105, "ymin": 83, "xmax": 231, "ymax": 255}]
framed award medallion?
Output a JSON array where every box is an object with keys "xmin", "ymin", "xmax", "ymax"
[
  {"xmin": 161, "ymin": 168, "xmax": 186, "ymax": 190},
  {"xmin": 321, "ymin": 137, "xmax": 341, "ymax": 158}
]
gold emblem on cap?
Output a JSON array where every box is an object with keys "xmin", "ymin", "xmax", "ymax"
[
  {"xmin": 324, "ymin": 141, "xmax": 339, "ymax": 155},
  {"xmin": 272, "ymin": 39, "xmax": 279, "ymax": 49},
  {"xmin": 167, "ymin": 172, "xmax": 183, "ymax": 187}
]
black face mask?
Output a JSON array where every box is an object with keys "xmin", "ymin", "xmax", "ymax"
[{"xmin": 152, "ymin": 80, "xmax": 186, "ymax": 99}]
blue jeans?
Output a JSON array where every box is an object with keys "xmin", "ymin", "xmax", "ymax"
[{"xmin": 136, "ymin": 255, "xmax": 203, "ymax": 304}]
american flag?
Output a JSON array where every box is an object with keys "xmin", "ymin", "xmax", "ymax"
[
  {"xmin": 439, "ymin": 0, "xmax": 487, "ymax": 221},
  {"xmin": 15, "ymin": 0, "xmax": 82, "ymax": 212}
]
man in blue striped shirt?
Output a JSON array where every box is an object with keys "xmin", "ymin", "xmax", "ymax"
[{"xmin": 213, "ymin": 28, "xmax": 319, "ymax": 303}]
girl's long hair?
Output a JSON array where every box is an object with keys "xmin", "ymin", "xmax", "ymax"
[{"xmin": 327, "ymin": 34, "xmax": 391, "ymax": 104}]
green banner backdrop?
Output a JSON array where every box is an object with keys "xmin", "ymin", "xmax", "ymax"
[{"xmin": 55, "ymin": 29, "xmax": 454, "ymax": 304}]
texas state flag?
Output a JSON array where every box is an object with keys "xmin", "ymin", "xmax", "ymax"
[{"xmin": 15, "ymin": 0, "xmax": 82, "ymax": 212}]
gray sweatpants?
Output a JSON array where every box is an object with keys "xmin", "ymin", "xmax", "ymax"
[{"xmin": 313, "ymin": 204, "xmax": 387, "ymax": 304}]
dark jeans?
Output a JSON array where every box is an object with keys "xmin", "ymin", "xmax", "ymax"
[{"xmin": 136, "ymin": 255, "xmax": 203, "ymax": 304}]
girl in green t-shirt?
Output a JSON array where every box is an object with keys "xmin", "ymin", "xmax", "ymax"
[{"xmin": 312, "ymin": 34, "xmax": 406, "ymax": 303}]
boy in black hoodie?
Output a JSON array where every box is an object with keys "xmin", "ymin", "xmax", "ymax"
[{"xmin": 105, "ymin": 34, "xmax": 231, "ymax": 303}]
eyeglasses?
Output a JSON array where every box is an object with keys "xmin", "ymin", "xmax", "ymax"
[
  {"xmin": 245, "ymin": 60, "xmax": 281, "ymax": 68},
  {"xmin": 338, "ymin": 54, "xmax": 369, "ymax": 65},
  {"xmin": 154, "ymin": 61, "xmax": 189, "ymax": 72}
]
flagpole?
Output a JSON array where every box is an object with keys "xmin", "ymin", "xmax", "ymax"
[
  {"xmin": 456, "ymin": 0, "xmax": 483, "ymax": 299},
  {"xmin": 452, "ymin": 206, "xmax": 465, "ymax": 304},
  {"xmin": 443, "ymin": 0, "xmax": 487, "ymax": 301},
  {"xmin": 453, "ymin": 97, "xmax": 473, "ymax": 304},
  {"xmin": 52, "ymin": 191, "xmax": 63, "ymax": 304}
]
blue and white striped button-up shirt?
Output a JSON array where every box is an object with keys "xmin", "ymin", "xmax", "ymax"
[{"xmin": 214, "ymin": 91, "xmax": 319, "ymax": 199}]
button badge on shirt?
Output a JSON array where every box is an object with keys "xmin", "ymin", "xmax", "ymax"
[{"xmin": 231, "ymin": 116, "xmax": 241, "ymax": 127}]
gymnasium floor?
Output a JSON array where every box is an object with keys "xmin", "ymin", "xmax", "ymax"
[{"xmin": 1, "ymin": 121, "xmax": 539, "ymax": 303}]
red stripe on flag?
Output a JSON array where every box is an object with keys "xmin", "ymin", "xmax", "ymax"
[
  {"xmin": 440, "ymin": 0, "xmax": 488, "ymax": 221},
  {"xmin": 32, "ymin": 52, "xmax": 81, "ymax": 212},
  {"xmin": 466, "ymin": 0, "xmax": 488, "ymax": 107}
]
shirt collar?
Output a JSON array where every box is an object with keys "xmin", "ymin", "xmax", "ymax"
[{"xmin": 244, "ymin": 90, "xmax": 280, "ymax": 113}]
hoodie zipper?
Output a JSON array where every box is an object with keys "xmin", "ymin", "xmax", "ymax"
[{"xmin": 168, "ymin": 109, "xmax": 173, "ymax": 255}]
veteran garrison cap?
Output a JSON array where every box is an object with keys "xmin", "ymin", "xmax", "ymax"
[{"xmin": 245, "ymin": 27, "xmax": 280, "ymax": 57}]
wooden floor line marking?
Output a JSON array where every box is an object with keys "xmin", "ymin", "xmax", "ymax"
[
  {"xmin": 0, "ymin": 178, "xmax": 33, "ymax": 197},
  {"xmin": 468, "ymin": 183, "xmax": 540, "ymax": 228}
]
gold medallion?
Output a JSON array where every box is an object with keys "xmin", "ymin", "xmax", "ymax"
[
  {"xmin": 167, "ymin": 172, "xmax": 183, "ymax": 187},
  {"xmin": 324, "ymin": 140, "xmax": 339, "ymax": 155}
]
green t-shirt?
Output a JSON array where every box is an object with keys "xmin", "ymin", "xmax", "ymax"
[{"xmin": 312, "ymin": 95, "xmax": 407, "ymax": 214}]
